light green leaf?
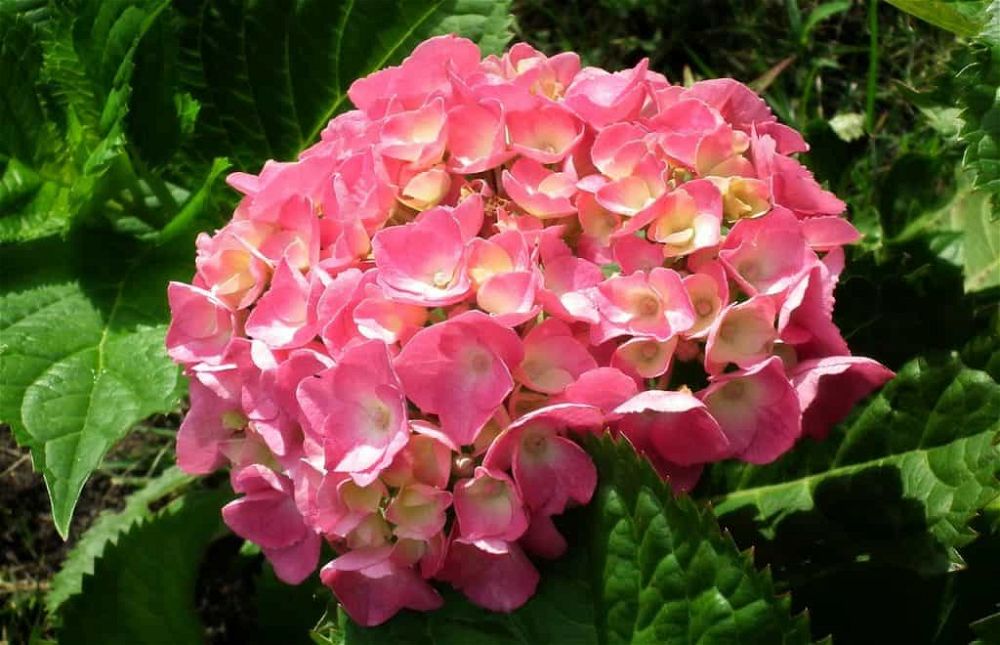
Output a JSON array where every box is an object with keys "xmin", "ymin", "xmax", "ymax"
[
  {"xmin": 887, "ymin": 170, "xmax": 999, "ymax": 293},
  {"xmin": 885, "ymin": 0, "xmax": 987, "ymax": 37},
  {"xmin": 0, "ymin": 230, "xmax": 196, "ymax": 538},
  {"xmin": 57, "ymin": 486, "xmax": 231, "ymax": 644},
  {"xmin": 705, "ymin": 350, "xmax": 1000, "ymax": 573},
  {"xmin": 954, "ymin": 187, "xmax": 1000, "ymax": 291},
  {"xmin": 328, "ymin": 436, "xmax": 809, "ymax": 645},
  {"xmin": 46, "ymin": 467, "xmax": 195, "ymax": 613}
]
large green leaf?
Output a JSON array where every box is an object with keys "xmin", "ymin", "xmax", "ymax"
[
  {"xmin": 46, "ymin": 467, "xmax": 195, "ymax": 613},
  {"xmin": 57, "ymin": 486, "xmax": 231, "ymax": 644},
  {"xmin": 130, "ymin": 0, "xmax": 514, "ymax": 174},
  {"xmin": 703, "ymin": 349, "xmax": 1000, "ymax": 574},
  {"xmin": 0, "ymin": 230, "xmax": 196, "ymax": 538},
  {"xmin": 320, "ymin": 436, "xmax": 809, "ymax": 645}
]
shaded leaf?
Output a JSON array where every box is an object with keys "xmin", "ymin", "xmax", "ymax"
[
  {"xmin": 46, "ymin": 467, "xmax": 194, "ymax": 613},
  {"xmin": 57, "ymin": 486, "xmax": 231, "ymax": 644},
  {"xmin": 130, "ymin": 0, "xmax": 514, "ymax": 174}
]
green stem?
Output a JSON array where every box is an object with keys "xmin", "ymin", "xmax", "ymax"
[{"xmin": 865, "ymin": 0, "xmax": 879, "ymax": 133}]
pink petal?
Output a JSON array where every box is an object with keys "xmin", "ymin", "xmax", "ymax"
[
  {"xmin": 322, "ymin": 547, "xmax": 443, "ymax": 626},
  {"xmin": 699, "ymin": 356, "xmax": 801, "ymax": 464},
  {"xmin": 791, "ymin": 356, "xmax": 893, "ymax": 439},
  {"xmin": 613, "ymin": 390, "xmax": 730, "ymax": 466},
  {"xmin": 438, "ymin": 540, "xmax": 539, "ymax": 612}
]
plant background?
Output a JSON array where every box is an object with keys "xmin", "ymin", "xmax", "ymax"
[{"xmin": 1, "ymin": 0, "xmax": 997, "ymax": 643}]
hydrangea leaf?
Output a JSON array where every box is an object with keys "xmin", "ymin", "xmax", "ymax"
[
  {"xmin": 252, "ymin": 561, "xmax": 328, "ymax": 645},
  {"xmin": 325, "ymin": 435, "xmax": 809, "ymax": 645},
  {"xmin": 0, "ymin": 1, "xmax": 177, "ymax": 243},
  {"xmin": 703, "ymin": 349, "xmax": 1000, "ymax": 574},
  {"xmin": 45, "ymin": 467, "xmax": 195, "ymax": 613},
  {"xmin": 57, "ymin": 487, "xmax": 231, "ymax": 644},
  {"xmin": 128, "ymin": 0, "xmax": 514, "ymax": 173},
  {"xmin": 956, "ymin": 1, "xmax": 1000, "ymax": 197},
  {"xmin": 0, "ymin": 230, "xmax": 197, "ymax": 538}
]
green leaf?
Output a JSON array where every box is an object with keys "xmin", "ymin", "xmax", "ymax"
[
  {"xmin": 972, "ymin": 611, "xmax": 1000, "ymax": 644},
  {"xmin": 0, "ymin": 229, "xmax": 196, "ymax": 538},
  {"xmin": 883, "ymin": 166, "xmax": 999, "ymax": 293},
  {"xmin": 328, "ymin": 436, "xmax": 809, "ymax": 645},
  {"xmin": 955, "ymin": 1, "xmax": 1000, "ymax": 199},
  {"xmin": 0, "ymin": 11, "xmax": 77, "ymax": 242},
  {"xmin": 46, "ymin": 467, "xmax": 194, "ymax": 613},
  {"xmin": 833, "ymin": 238, "xmax": 995, "ymax": 370},
  {"xmin": 704, "ymin": 350, "xmax": 1000, "ymax": 573},
  {"xmin": 154, "ymin": 156, "xmax": 230, "ymax": 244},
  {"xmin": 57, "ymin": 486, "xmax": 231, "ymax": 644},
  {"xmin": 953, "ymin": 186, "xmax": 1000, "ymax": 291},
  {"xmin": 129, "ymin": 0, "xmax": 514, "ymax": 173},
  {"xmin": 800, "ymin": 1, "xmax": 851, "ymax": 42},
  {"xmin": 252, "ymin": 562, "xmax": 328, "ymax": 645},
  {"xmin": 0, "ymin": 0, "xmax": 179, "ymax": 242},
  {"xmin": 885, "ymin": 0, "xmax": 988, "ymax": 37}
]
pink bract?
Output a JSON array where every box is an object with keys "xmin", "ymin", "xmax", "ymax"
[{"xmin": 167, "ymin": 34, "xmax": 889, "ymax": 627}]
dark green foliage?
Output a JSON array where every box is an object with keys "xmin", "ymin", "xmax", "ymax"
[{"xmin": 58, "ymin": 486, "xmax": 231, "ymax": 644}]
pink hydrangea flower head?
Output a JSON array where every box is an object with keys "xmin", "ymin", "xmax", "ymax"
[{"xmin": 168, "ymin": 35, "xmax": 892, "ymax": 620}]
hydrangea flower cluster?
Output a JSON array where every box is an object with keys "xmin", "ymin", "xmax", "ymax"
[{"xmin": 166, "ymin": 36, "xmax": 893, "ymax": 626}]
